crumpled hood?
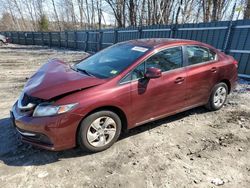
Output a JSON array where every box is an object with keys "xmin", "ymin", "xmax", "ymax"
[{"xmin": 24, "ymin": 59, "xmax": 106, "ymax": 100}]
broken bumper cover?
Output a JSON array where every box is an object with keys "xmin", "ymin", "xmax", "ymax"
[{"xmin": 10, "ymin": 102, "xmax": 83, "ymax": 151}]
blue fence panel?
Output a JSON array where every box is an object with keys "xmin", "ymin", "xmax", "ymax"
[
  {"xmin": 102, "ymin": 30, "xmax": 114, "ymax": 49},
  {"xmin": 2, "ymin": 19, "xmax": 250, "ymax": 77},
  {"xmin": 50, "ymin": 32, "xmax": 59, "ymax": 46},
  {"xmin": 76, "ymin": 31, "xmax": 87, "ymax": 50},
  {"xmin": 117, "ymin": 27, "xmax": 139, "ymax": 42},
  {"xmin": 88, "ymin": 31, "xmax": 99, "ymax": 52}
]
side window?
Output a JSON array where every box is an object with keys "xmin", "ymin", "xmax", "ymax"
[
  {"xmin": 120, "ymin": 73, "xmax": 132, "ymax": 83},
  {"xmin": 186, "ymin": 46, "xmax": 212, "ymax": 65},
  {"xmin": 120, "ymin": 62, "xmax": 145, "ymax": 84},
  {"xmin": 131, "ymin": 62, "xmax": 145, "ymax": 80},
  {"xmin": 208, "ymin": 50, "xmax": 217, "ymax": 61},
  {"xmin": 145, "ymin": 47, "xmax": 182, "ymax": 72}
]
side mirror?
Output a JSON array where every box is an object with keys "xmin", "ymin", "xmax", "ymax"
[{"xmin": 145, "ymin": 67, "xmax": 162, "ymax": 79}]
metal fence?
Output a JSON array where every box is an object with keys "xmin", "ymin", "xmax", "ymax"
[{"xmin": 1, "ymin": 19, "xmax": 250, "ymax": 78}]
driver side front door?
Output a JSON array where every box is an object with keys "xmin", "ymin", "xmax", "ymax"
[{"xmin": 127, "ymin": 46, "xmax": 187, "ymax": 127}]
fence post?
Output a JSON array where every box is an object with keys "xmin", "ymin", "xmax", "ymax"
[
  {"xmin": 223, "ymin": 3, "xmax": 236, "ymax": 52},
  {"xmin": 17, "ymin": 32, "xmax": 20, "ymax": 44},
  {"xmin": 98, "ymin": 31, "xmax": 103, "ymax": 51},
  {"xmin": 58, "ymin": 32, "xmax": 61, "ymax": 48},
  {"xmin": 24, "ymin": 32, "xmax": 27, "ymax": 45},
  {"xmin": 74, "ymin": 31, "xmax": 77, "ymax": 49},
  {"xmin": 170, "ymin": 24, "xmax": 177, "ymax": 38},
  {"xmin": 32, "ymin": 32, "xmax": 35, "ymax": 45},
  {"xmin": 138, "ymin": 27, "xmax": 142, "ymax": 39},
  {"xmin": 41, "ymin": 32, "xmax": 44, "ymax": 46},
  {"xmin": 10, "ymin": 32, "xmax": 12, "ymax": 43},
  {"xmin": 85, "ymin": 31, "xmax": 89, "ymax": 52},
  {"xmin": 114, "ymin": 29, "xmax": 118, "ymax": 44},
  {"xmin": 49, "ymin": 32, "xmax": 52, "ymax": 47},
  {"xmin": 66, "ymin": 31, "xmax": 68, "ymax": 48}
]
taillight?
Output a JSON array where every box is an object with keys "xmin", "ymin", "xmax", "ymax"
[{"xmin": 233, "ymin": 60, "xmax": 238, "ymax": 69}]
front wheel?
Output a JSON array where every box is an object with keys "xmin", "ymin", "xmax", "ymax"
[
  {"xmin": 0, "ymin": 40, "xmax": 4, "ymax": 46},
  {"xmin": 205, "ymin": 83, "xmax": 228, "ymax": 111},
  {"xmin": 77, "ymin": 110, "xmax": 122, "ymax": 152}
]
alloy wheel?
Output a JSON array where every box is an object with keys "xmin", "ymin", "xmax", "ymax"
[
  {"xmin": 87, "ymin": 116, "xmax": 117, "ymax": 147},
  {"xmin": 213, "ymin": 86, "xmax": 227, "ymax": 108}
]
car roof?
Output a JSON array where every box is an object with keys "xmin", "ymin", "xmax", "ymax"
[{"xmin": 124, "ymin": 38, "xmax": 205, "ymax": 49}]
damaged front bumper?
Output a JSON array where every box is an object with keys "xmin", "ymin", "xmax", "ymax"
[{"xmin": 10, "ymin": 102, "xmax": 83, "ymax": 151}]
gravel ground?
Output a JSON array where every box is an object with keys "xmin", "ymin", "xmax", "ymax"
[{"xmin": 0, "ymin": 44, "xmax": 250, "ymax": 188}]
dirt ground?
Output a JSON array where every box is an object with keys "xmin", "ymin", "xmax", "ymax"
[{"xmin": 0, "ymin": 44, "xmax": 250, "ymax": 188}]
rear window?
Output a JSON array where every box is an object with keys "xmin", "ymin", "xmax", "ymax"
[{"xmin": 186, "ymin": 46, "xmax": 216, "ymax": 65}]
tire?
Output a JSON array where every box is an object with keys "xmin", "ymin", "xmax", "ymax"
[
  {"xmin": 205, "ymin": 82, "xmax": 228, "ymax": 111},
  {"xmin": 77, "ymin": 110, "xmax": 122, "ymax": 152},
  {"xmin": 0, "ymin": 40, "xmax": 4, "ymax": 46}
]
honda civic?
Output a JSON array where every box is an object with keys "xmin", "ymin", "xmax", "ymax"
[{"xmin": 10, "ymin": 38, "xmax": 238, "ymax": 152}]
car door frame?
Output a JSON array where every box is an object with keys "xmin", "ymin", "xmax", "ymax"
[
  {"xmin": 119, "ymin": 45, "xmax": 188, "ymax": 85},
  {"xmin": 182, "ymin": 44, "xmax": 218, "ymax": 67},
  {"xmin": 119, "ymin": 45, "xmax": 188, "ymax": 127},
  {"xmin": 182, "ymin": 44, "xmax": 220, "ymax": 108}
]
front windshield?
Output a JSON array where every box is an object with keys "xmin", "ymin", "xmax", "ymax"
[{"xmin": 75, "ymin": 43, "xmax": 150, "ymax": 78}]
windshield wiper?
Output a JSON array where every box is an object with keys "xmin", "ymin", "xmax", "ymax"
[
  {"xmin": 70, "ymin": 64, "xmax": 94, "ymax": 77},
  {"xmin": 69, "ymin": 64, "xmax": 77, "ymax": 71},
  {"xmin": 76, "ymin": 68, "xmax": 94, "ymax": 77}
]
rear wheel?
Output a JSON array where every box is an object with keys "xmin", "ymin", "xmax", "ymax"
[
  {"xmin": 205, "ymin": 83, "xmax": 228, "ymax": 111},
  {"xmin": 77, "ymin": 110, "xmax": 121, "ymax": 152}
]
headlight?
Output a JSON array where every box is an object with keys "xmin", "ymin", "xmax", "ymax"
[{"xmin": 33, "ymin": 103, "xmax": 78, "ymax": 117}]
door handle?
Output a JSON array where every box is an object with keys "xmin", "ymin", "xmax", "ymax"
[
  {"xmin": 175, "ymin": 77, "xmax": 185, "ymax": 84},
  {"xmin": 211, "ymin": 67, "xmax": 217, "ymax": 73}
]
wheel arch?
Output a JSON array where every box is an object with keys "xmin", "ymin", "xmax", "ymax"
[
  {"xmin": 75, "ymin": 105, "xmax": 128, "ymax": 146},
  {"xmin": 219, "ymin": 79, "xmax": 231, "ymax": 94}
]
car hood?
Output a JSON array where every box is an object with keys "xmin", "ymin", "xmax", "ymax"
[{"xmin": 23, "ymin": 59, "xmax": 106, "ymax": 100}]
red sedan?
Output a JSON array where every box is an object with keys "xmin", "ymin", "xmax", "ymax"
[{"xmin": 11, "ymin": 39, "xmax": 238, "ymax": 152}]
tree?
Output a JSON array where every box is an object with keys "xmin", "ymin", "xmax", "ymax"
[
  {"xmin": 0, "ymin": 12, "xmax": 15, "ymax": 31},
  {"xmin": 128, "ymin": 0, "xmax": 136, "ymax": 26},
  {"xmin": 105, "ymin": 0, "xmax": 126, "ymax": 27},
  {"xmin": 175, "ymin": 0, "xmax": 183, "ymax": 24},
  {"xmin": 97, "ymin": 0, "xmax": 103, "ymax": 29},
  {"xmin": 244, "ymin": 0, "xmax": 250, "ymax": 18},
  {"xmin": 24, "ymin": 0, "xmax": 37, "ymax": 31},
  {"xmin": 0, "ymin": 0, "xmax": 243, "ymax": 31},
  {"xmin": 51, "ymin": 0, "xmax": 61, "ymax": 31},
  {"xmin": 38, "ymin": 14, "xmax": 49, "ymax": 31}
]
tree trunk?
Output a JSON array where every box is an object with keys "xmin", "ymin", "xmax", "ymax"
[
  {"xmin": 244, "ymin": 0, "xmax": 250, "ymax": 19},
  {"xmin": 175, "ymin": 0, "xmax": 183, "ymax": 24},
  {"xmin": 51, "ymin": 0, "xmax": 61, "ymax": 31},
  {"xmin": 85, "ymin": 0, "xmax": 90, "ymax": 28},
  {"xmin": 212, "ymin": 0, "xmax": 217, "ymax": 21},
  {"xmin": 128, "ymin": 0, "xmax": 135, "ymax": 26}
]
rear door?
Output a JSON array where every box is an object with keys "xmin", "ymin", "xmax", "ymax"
[
  {"xmin": 184, "ymin": 45, "xmax": 219, "ymax": 107},
  {"xmin": 121, "ymin": 46, "xmax": 187, "ymax": 126}
]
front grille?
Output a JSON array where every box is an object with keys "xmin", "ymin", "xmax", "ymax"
[
  {"xmin": 21, "ymin": 93, "xmax": 44, "ymax": 106},
  {"xmin": 18, "ymin": 93, "xmax": 45, "ymax": 114}
]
